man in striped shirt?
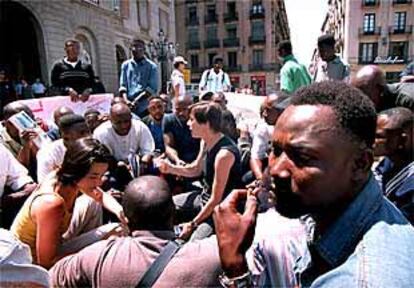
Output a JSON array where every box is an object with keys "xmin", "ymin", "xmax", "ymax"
[{"xmin": 50, "ymin": 39, "xmax": 96, "ymax": 102}]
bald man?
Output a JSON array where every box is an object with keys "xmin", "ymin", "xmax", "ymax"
[
  {"xmin": 47, "ymin": 106, "xmax": 74, "ymax": 141},
  {"xmin": 50, "ymin": 176, "xmax": 222, "ymax": 287},
  {"xmin": 351, "ymin": 65, "xmax": 414, "ymax": 112},
  {"xmin": 374, "ymin": 107, "xmax": 414, "ymax": 224},
  {"xmin": 93, "ymin": 102, "xmax": 154, "ymax": 163}
]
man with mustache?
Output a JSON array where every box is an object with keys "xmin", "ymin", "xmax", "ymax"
[{"xmin": 214, "ymin": 81, "xmax": 414, "ymax": 287}]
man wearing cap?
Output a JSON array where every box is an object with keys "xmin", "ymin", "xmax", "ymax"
[
  {"xmin": 119, "ymin": 38, "xmax": 159, "ymax": 118},
  {"xmin": 199, "ymin": 57, "xmax": 231, "ymax": 94},
  {"xmin": 171, "ymin": 56, "xmax": 188, "ymax": 105}
]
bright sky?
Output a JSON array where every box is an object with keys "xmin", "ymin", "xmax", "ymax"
[{"xmin": 285, "ymin": 0, "xmax": 328, "ymax": 66}]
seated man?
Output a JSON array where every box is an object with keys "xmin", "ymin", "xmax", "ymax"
[
  {"xmin": 351, "ymin": 65, "xmax": 414, "ymax": 112},
  {"xmin": 49, "ymin": 176, "xmax": 222, "ymax": 287},
  {"xmin": 374, "ymin": 107, "xmax": 414, "ymax": 224},
  {"xmin": 47, "ymin": 106, "xmax": 74, "ymax": 141},
  {"xmin": 248, "ymin": 93, "xmax": 290, "ymax": 183},
  {"xmin": 214, "ymin": 81, "xmax": 414, "ymax": 287},
  {"xmin": 162, "ymin": 96, "xmax": 200, "ymax": 165},
  {"xmin": 0, "ymin": 144, "xmax": 37, "ymax": 228},
  {"xmin": 37, "ymin": 114, "xmax": 90, "ymax": 182},
  {"xmin": 142, "ymin": 96, "xmax": 166, "ymax": 153},
  {"xmin": 1, "ymin": 102, "xmax": 40, "ymax": 180},
  {"xmin": 93, "ymin": 102, "xmax": 154, "ymax": 185}
]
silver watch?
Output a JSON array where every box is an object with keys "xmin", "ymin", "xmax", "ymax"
[{"xmin": 218, "ymin": 271, "xmax": 252, "ymax": 288}]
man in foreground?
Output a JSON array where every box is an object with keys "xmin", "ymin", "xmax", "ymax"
[
  {"xmin": 49, "ymin": 176, "xmax": 222, "ymax": 287},
  {"xmin": 214, "ymin": 81, "xmax": 414, "ymax": 287}
]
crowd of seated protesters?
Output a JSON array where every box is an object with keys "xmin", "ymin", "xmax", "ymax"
[{"xmin": 1, "ymin": 61, "xmax": 414, "ymax": 287}]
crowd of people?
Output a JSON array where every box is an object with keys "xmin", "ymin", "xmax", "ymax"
[{"xmin": 0, "ymin": 34, "xmax": 413, "ymax": 287}]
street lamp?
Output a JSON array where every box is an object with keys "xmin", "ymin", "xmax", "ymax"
[{"xmin": 147, "ymin": 29, "xmax": 178, "ymax": 93}]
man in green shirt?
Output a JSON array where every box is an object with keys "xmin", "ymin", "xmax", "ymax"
[{"xmin": 278, "ymin": 41, "xmax": 311, "ymax": 94}]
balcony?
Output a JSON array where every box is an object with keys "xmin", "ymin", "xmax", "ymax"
[
  {"xmin": 250, "ymin": 8, "xmax": 265, "ymax": 19},
  {"xmin": 249, "ymin": 35, "xmax": 266, "ymax": 45},
  {"xmin": 263, "ymin": 63, "xmax": 280, "ymax": 72},
  {"xmin": 223, "ymin": 37, "xmax": 240, "ymax": 47},
  {"xmin": 358, "ymin": 57, "xmax": 376, "ymax": 64},
  {"xmin": 392, "ymin": 0, "xmax": 412, "ymax": 5},
  {"xmin": 358, "ymin": 26, "xmax": 381, "ymax": 36},
  {"xmin": 186, "ymin": 41, "xmax": 201, "ymax": 50},
  {"xmin": 224, "ymin": 12, "xmax": 238, "ymax": 22},
  {"xmin": 225, "ymin": 65, "xmax": 242, "ymax": 72},
  {"xmin": 185, "ymin": 17, "xmax": 199, "ymax": 26},
  {"xmin": 389, "ymin": 25, "xmax": 413, "ymax": 34},
  {"xmin": 205, "ymin": 14, "xmax": 218, "ymax": 24},
  {"xmin": 204, "ymin": 38, "xmax": 220, "ymax": 48},
  {"xmin": 249, "ymin": 64, "xmax": 264, "ymax": 71},
  {"xmin": 361, "ymin": 0, "xmax": 379, "ymax": 6},
  {"xmin": 190, "ymin": 66, "xmax": 205, "ymax": 74}
]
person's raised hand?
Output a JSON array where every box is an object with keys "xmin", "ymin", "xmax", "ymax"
[
  {"xmin": 80, "ymin": 88, "xmax": 92, "ymax": 102},
  {"xmin": 213, "ymin": 189, "xmax": 258, "ymax": 277}
]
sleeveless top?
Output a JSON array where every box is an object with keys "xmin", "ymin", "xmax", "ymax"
[
  {"xmin": 10, "ymin": 176, "xmax": 72, "ymax": 262},
  {"xmin": 201, "ymin": 135, "xmax": 242, "ymax": 205}
]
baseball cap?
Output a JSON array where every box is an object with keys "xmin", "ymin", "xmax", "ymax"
[
  {"xmin": 173, "ymin": 56, "xmax": 188, "ymax": 65},
  {"xmin": 0, "ymin": 229, "xmax": 49, "ymax": 287}
]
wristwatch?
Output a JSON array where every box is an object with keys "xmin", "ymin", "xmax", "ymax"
[{"xmin": 218, "ymin": 271, "xmax": 252, "ymax": 288}]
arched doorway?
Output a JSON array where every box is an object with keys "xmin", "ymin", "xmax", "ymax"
[{"xmin": 0, "ymin": 1, "xmax": 46, "ymax": 83}]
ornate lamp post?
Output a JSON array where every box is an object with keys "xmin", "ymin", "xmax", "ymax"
[{"xmin": 147, "ymin": 29, "xmax": 177, "ymax": 93}]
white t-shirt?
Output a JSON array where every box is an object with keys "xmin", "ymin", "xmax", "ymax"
[
  {"xmin": 171, "ymin": 69, "xmax": 186, "ymax": 98},
  {"xmin": 93, "ymin": 119, "xmax": 155, "ymax": 162},
  {"xmin": 36, "ymin": 139, "xmax": 66, "ymax": 182},
  {"xmin": 0, "ymin": 144, "xmax": 33, "ymax": 198},
  {"xmin": 199, "ymin": 68, "xmax": 231, "ymax": 93},
  {"xmin": 250, "ymin": 122, "xmax": 273, "ymax": 160}
]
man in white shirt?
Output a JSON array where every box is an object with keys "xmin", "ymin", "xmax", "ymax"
[
  {"xmin": 199, "ymin": 57, "xmax": 231, "ymax": 94},
  {"xmin": 93, "ymin": 102, "xmax": 155, "ymax": 164},
  {"xmin": 0, "ymin": 143, "xmax": 36, "ymax": 228},
  {"xmin": 37, "ymin": 114, "xmax": 90, "ymax": 182},
  {"xmin": 171, "ymin": 56, "xmax": 188, "ymax": 106}
]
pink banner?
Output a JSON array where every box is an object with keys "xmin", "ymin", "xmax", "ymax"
[{"xmin": 16, "ymin": 94, "xmax": 113, "ymax": 123}]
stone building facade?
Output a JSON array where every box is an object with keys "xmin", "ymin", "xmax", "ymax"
[
  {"xmin": 0, "ymin": 0, "xmax": 176, "ymax": 93},
  {"xmin": 175, "ymin": 0, "xmax": 290, "ymax": 95},
  {"xmin": 315, "ymin": 0, "xmax": 413, "ymax": 82}
]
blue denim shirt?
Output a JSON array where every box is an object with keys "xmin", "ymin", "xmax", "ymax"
[
  {"xmin": 294, "ymin": 175, "xmax": 414, "ymax": 287},
  {"xmin": 249, "ymin": 175, "xmax": 414, "ymax": 287},
  {"xmin": 119, "ymin": 58, "xmax": 159, "ymax": 115}
]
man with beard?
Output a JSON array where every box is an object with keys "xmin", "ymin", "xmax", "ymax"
[
  {"xmin": 162, "ymin": 96, "xmax": 200, "ymax": 165},
  {"xmin": 142, "ymin": 96, "xmax": 166, "ymax": 153},
  {"xmin": 213, "ymin": 81, "xmax": 414, "ymax": 287}
]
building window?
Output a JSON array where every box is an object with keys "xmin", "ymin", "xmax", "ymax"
[
  {"xmin": 188, "ymin": 6, "xmax": 197, "ymax": 23},
  {"xmin": 389, "ymin": 41, "xmax": 408, "ymax": 60},
  {"xmin": 188, "ymin": 28, "xmax": 199, "ymax": 42},
  {"xmin": 359, "ymin": 43, "xmax": 378, "ymax": 63},
  {"xmin": 253, "ymin": 49, "xmax": 264, "ymax": 65},
  {"xmin": 363, "ymin": 0, "xmax": 377, "ymax": 5},
  {"xmin": 227, "ymin": 2, "xmax": 236, "ymax": 16},
  {"xmin": 251, "ymin": 21, "xmax": 265, "ymax": 39},
  {"xmin": 206, "ymin": 4, "xmax": 217, "ymax": 21},
  {"xmin": 252, "ymin": 1, "xmax": 264, "ymax": 14},
  {"xmin": 206, "ymin": 26, "xmax": 217, "ymax": 40},
  {"xmin": 363, "ymin": 13, "xmax": 375, "ymax": 33},
  {"xmin": 394, "ymin": 12, "xmax": 406, "ymax": 31},
  {"xmin": 137, "ymin": 0, "xmax": 149, "ymax": 30},
  {"xmin": 227, "ymin": 27, "xmax": 237, "ymax": 39},
  {"xmin": 208, "ymin": 53, "xmax": 217, "ymax": 67},
  {"xmin": 228, "ymin": 51, "xmax": 237, "ymax": 67},
  {"xmin": 190, "ymin": 54, "xmax": 199, "ymax": 68}
]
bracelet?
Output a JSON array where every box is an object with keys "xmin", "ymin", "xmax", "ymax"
[{"xmin": 219, "ymin": 271, "xmax": 252, "ymax": 288}]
